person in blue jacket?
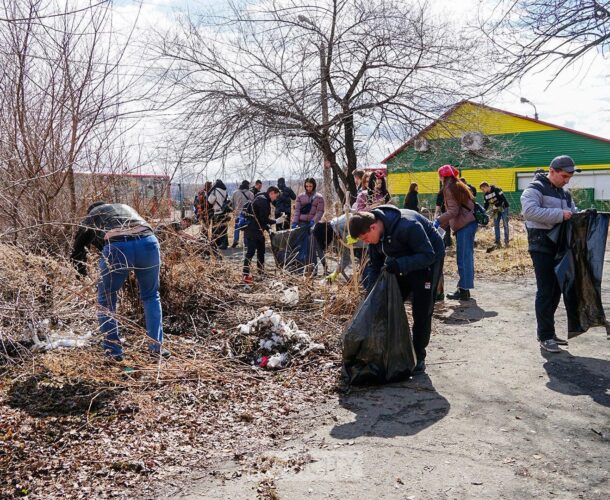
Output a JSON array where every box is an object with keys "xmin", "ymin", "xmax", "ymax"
[{"xmin": 349, "ymin": 205, "xmax": 445, "ymax": 373}]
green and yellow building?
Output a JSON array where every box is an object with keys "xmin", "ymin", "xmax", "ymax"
[{"xmin": 383, "ymin": 101, "xmax": 610, "ymax": 211}]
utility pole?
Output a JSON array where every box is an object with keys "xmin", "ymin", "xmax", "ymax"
[
  {"xmin": 298, "ymin": 14, "xmax": 333, "ymax": 218},
  {"xmin": 319, "ymin": 40, "xmax": 333, "ymax": 218},
  {"xmin": 179, "ymin": 182, "xmax": 185, "ymax": 219}
]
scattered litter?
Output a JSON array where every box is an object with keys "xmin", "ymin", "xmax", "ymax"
[
  {"xmin": 281, "ymin": 287, "xmax": 299, "ymax": 306},
  {"xmin": 236, "ymin": 308, "xmax": 325, "ymax": 370},
  {"xmin": 31, "ymin": 321, "xmax": 93, "ymax": 352}
]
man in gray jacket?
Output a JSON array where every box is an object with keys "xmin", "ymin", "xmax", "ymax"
[{"xmin": 521, "ymin": 155, "xmax": 580, "ymax": 353}]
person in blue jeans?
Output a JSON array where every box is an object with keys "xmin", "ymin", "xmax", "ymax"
[
  {"xmin": 436, "ymin": 165, "xmax": 477, "ymax": 301},
  {"xmin": 71, "ymin": 202, "xmax": 168, "ymax": 361},
  {"xmin": 480, "ymin": 182, "xmax": 510, "ymax": 247}
]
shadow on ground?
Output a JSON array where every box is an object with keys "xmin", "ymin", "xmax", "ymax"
[
  {"xmin": 7, "ymin": 372, "xmax": 123, "ymax": 417},
  {"xmin": 437, "ymin": 299, "xmax": 498, "ymax": 325},
  {"xmin": 541, "ymin": 351, "xmax": 610, "ymax": 408},
  {"xmin": 330, "ymin": 374, "xmax": 449, "ymax": 440}
]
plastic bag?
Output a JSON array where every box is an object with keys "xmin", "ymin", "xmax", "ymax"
[
  {"xmin": 342, "ymin": 270, "xmax": 416, "ymax": 385},
  {"xmin": 554, "ymin": 212, "xmax": 609, "ymax": 338},
  {"xmin": 270, "ymin": 225, "xmax": 315, "ymax": 272}
]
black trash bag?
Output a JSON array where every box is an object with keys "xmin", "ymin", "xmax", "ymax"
[
  {"xmin": 342, "ymin": 270, "xmax": 417, "ymax": 385},
  {"xmin": 553, "ymin": 212, "xmax": 610, "ymax": 338},
  {"xmin": 270, "ymin": 226, "xmax": 315, "ymax": 272}
]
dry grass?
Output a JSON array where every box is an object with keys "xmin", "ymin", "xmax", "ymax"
[
  {"xmin": 0, "ymin": 231, "xmax": 362, "ymax": 497},
  {"xmin": 443, "ymin": 220, "xmax": 533, "ymax": 279}
]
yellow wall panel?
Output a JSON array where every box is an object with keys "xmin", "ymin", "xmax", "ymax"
[
  {"xmin": 391, "ymin": 164, "xmax": 610, "ymax": 197},
  {"xmin": 388, "ymin": 171, "xmax": 441, "ymax": 195},
  {"xmin": 460, "ymin": 168, "xmax": 517, "ymax": 191},
  {"xmin": 424, "ymin": 102, "xmax": 556, "ymax": 139}
]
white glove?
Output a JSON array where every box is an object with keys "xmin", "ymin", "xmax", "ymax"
[{"xmin": 275, "ymin": 215, "xmax": 286, "ymax": 225}]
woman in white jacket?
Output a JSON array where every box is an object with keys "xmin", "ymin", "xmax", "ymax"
[{"xmin": 207, "ymin": 179, "xmax": 230, "ymax": 249}]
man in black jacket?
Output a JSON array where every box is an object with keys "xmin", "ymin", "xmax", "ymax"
[
  {"xmin": 275, "ymin": 177, "xmax": 296, "ymax": 231},
  {"xmin": 71, "ymin": 202, "xmax": 167, "ymax": 361},
  {"xmin": 480, "ymin": 182, "xmax": 510, "ymax": 247},
  {"xmin": 251, "ymin": 179, "xmax": 263, "ymax": 197},
  {"xmin": 243, "ymin": 186, "xmax": 284, "ymax": 283},
  {"xmin": 349, "ymin": 205, "xmax": 445, "ymax": 373}
]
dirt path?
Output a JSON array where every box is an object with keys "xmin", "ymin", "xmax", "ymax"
[{"xmin": 171, "ymin": 258, "xmax": 610, "ymax": 499}]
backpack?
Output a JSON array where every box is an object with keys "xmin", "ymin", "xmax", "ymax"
[
  {"xmin": 462, "ymin": 202, "xmax": 489, "ymax": 226},
  {"xmin": 220, "ymin": 195, "xmax": 232, "ymax": 215}
]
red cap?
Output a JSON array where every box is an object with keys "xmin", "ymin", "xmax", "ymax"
[{"xmin": 438, "ymin": 164, "xmax": 459, "ymax": 178}]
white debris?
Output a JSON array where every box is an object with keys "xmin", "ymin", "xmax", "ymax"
[
  {"xmin": 280, "ymin": 286, "xmax": 299, "ymax": 306},
  {"xmin": 32, "ymin": 329, "xmax": 93, "ymax": 352},
  {"xmin": 237, "ymin": 308, "xmax": 325, "ymax": 369},
  {"xmin": 267, "ymin": 353, "xmax": 288, "ymax": 369}
]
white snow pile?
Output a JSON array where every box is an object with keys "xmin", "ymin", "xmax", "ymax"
[{"xmin": 237, "ymin": 308, "xmax": 324, "ymax": 369}]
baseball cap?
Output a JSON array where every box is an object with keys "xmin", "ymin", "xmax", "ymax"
[
  {"xmin": 438, "ymin": 164, "xmax": 459, "ymax": 177},
  {"xmin": 549, "ymin": 155, "xmax": 581, "ymax": 173}
]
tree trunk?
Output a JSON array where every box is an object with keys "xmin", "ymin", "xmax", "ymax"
[{"xmin": 343, "ymin": 111, "xmax": 358, "ymax": 204}]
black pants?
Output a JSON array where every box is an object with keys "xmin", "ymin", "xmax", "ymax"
[
  {"xmin": 243, "ymin": 234, "xmax": 265, "ymax": 275},
  {"xmin": 397, "ymin": 266, "xmax": 436, "ymax": 361},
  {"xmin": 443, "ymin": 228, "xmax": 452, "ymax": 248},
  {"xmin": 530, "ymin": 251, "xmax": 562, "ymax": 341}
]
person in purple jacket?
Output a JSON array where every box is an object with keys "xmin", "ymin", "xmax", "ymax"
[{"xmin": 291, "ymin": 177, "xmax": 325, "ymax": 229}]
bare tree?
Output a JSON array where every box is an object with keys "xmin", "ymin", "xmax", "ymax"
[
  {"xmin": 482, "ymin": 0, "xmax": 610, "ymax": 86},
  {"xmin": 0, "ymin": 0, "xmax": 147, "ymax": 248},
  {"xmin": 156, "ymin": 0, "xmax": 489, "ymax": 206}
]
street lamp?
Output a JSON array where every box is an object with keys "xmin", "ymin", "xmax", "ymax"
[
  {"xmin": 520, "ymin": 97, "xmax": 539, "ymax": 120},
  {"xmin": 298, "ymin": 14, "xmax": 333, "ymax": 216}
]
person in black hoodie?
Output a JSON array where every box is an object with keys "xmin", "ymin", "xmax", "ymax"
[
  {"xmin": 480, "ymin": 182, "xmax": 510, "ymax": 247},
  {"xmin": 275, "ymin": 177, "xmax": 296, "ymax": 231},
  {"xmin": 242, "ymin": 186, "xmax": 285, "ymax": 283},
  {"xmin": 349, "ymin": 205, "xmax": 445, "ymax": 373}
]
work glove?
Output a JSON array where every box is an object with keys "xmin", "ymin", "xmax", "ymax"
[
  {"xmin": 433, "ymin": 219, "xmax": 440, "ymax": 229},
  {"xmin": 275, "ymin": 214, "xmax": 286, "ymax": 225},
  {"xmin": 384, "ymin": 257, "xmax": 400, "ymax": 275},
  {"xmin": 346, "ymin": 235, "xmax": 359, "ymax": 246},
  {"xmin": 325, "ymin": 270, "xmax": 339, "ymax": 283},
  {"xmin": 291, "ymin": 223, "xmax": 298, "ymax": 229}
]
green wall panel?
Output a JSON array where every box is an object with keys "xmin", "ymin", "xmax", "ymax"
[{"xmin": 387, "ymin": 130, "xmax": 610, "ymax": 173}]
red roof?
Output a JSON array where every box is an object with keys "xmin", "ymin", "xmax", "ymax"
[{"xmin": 381, "ymin": 100, "xmax": 610, "ymax": 164}]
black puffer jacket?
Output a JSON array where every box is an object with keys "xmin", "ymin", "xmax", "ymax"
[
  {"xmin": 363, "ymin": 205, "xmax": 445, "ymax": 291},
  {"xmin": 275, "ymin": 178, "xmax": 296, "ymax": 217},
  {"xmin": 70, "ymin": 203, "xmax": 152, "ymax": 274}
]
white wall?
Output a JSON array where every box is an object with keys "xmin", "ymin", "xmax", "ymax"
[{"xmin": 517, "ymin": 170, "xmax": 610, "ymax": 200}]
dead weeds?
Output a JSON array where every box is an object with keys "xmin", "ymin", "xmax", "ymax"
[{"xmin": 0, "ymin": 232, "xmax": 354, "ymax": 498}]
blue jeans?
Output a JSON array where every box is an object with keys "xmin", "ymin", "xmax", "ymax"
[
  {"xmin": 233, "ymin": 225, "xmax": 240, "ymax": 245},
  {"xmin": 494, "ymin": 208, "xmax": 509, "ymax": 244},
  {"xmin": 456, "ymin": 221, "xmax": 477, "ymax": 289},
  {"xmin": 98, "ymin": 234, "xmax": 163, "ymax": 357}
]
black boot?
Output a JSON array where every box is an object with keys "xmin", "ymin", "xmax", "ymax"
[{"xmin": 447, "ymin": 288, "xmax": 470, "ymax": 300}]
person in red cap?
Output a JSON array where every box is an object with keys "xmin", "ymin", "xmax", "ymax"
[{"xmin": 435, "ymin": 165, "xmax": 477, "ymax": 300}]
